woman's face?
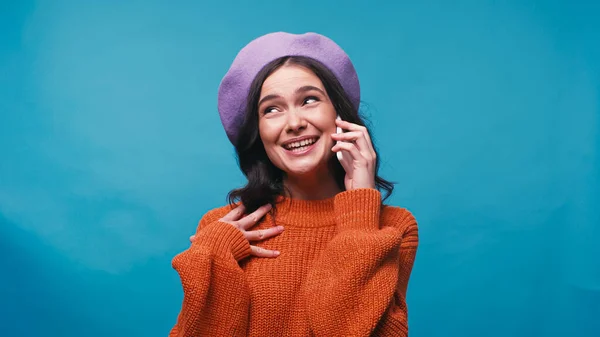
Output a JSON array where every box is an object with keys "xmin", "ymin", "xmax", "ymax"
[{"xmin": 258, "ymin": 64, "xmax": 337, "ymax": 178}]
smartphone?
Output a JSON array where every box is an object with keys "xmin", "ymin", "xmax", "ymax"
[{"xmin": 336, "ymin": 115, "xmax": 344, "ymax": 162}]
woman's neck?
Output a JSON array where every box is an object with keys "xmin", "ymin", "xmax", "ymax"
[{"xmin": 283, "ymin": 171, "xmax": 342, "ymax": 200}]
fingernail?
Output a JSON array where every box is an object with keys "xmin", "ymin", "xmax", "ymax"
[
  {"xmin": 277, "ymin": 226, "xmax": 284, "ymax": 231},
  {"xmin": 274, "ymin": 251, "xmax": 280, "ymax": 256}
]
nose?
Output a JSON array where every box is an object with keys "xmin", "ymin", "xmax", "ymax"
[{"xmin": 285, "ymin": 109, "xmax": 307, "ymax": 133}]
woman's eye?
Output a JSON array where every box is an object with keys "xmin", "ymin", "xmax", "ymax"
[
  {"xmin": 264, "ymin": 107, "xmax": 277, "ymax": 114},
  {"xmin": 304, "ymin": 96, "xmax": 319, "ymax": 105}
]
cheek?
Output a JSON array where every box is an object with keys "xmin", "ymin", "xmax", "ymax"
[
  {"xmin": 314, "ymin": 118, "xmax": 337, "ymax": 136},
  {"xmin": 259, "ymin": 120, "xmax": 281, "ymax": 149},
  {"xmin": 315, "ymin": 105, "xmax": 337, "ymax": 130}
]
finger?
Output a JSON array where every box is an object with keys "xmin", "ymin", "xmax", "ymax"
[
  {"xmin": 331, "ymin": 131, "xmax": 371, "ymax": 159},
  {"xmin": 335, "ymin": 120, "xmax": 374, "ymax": 155},
  {"xmin": 221, "ymin": 203, "xmax": 246, "ymax": 221},
  {"xmin": 332, "ymin": 141, "xmax": 367, "ymax": 167},
  {"xmin": 189, "ymin": 234, "xmax": 196, "ymax": 243},
  {"xmin": 237, "ymin": 203, "xmax": 272, "ymax": 230},
  {"xmin": 333, "ymin": 144, "xmax": 353, "ymax": 174},
  {"xmin": 244, "ymin": 225, "xmax": 284, "ymax": 242},
  {"xmin": 331, "ymin": 135, "xmax": 353, "ymax": 173},
  {"xmin": 250, "ymin": 245, "xmax": 280, "ymax": 258}
]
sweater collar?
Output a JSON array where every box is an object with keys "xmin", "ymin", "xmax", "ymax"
[{"xmin": 269, "ymin": 195, "xmax": 336, "ymax": 228}]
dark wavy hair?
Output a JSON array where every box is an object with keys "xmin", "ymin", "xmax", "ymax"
[{"xmin": 227, "ymin": 56, "xmax": 394, "ymax": 213}]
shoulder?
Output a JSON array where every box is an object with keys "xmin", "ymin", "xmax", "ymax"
[
  {"xmin": 381, "ymin": 205, "xmax": 418, "ymax": 238},
  {"xmin": 196, "ymin": 203, "xmax": 237, "ymax": 230}
]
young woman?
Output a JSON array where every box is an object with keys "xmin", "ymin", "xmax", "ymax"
[{"xmin": 169, "ymin": 32, "xmax": 419, "ymax": 337}]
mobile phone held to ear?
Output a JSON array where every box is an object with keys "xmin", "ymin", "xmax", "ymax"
[{"xmin": 336, "ymin": 115, "xmax": 344, "ymax": 162}]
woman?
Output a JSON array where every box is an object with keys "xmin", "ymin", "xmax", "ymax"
[{"xmin": 169, "ymin": 32, "xmax": 419, "ymax": 337}]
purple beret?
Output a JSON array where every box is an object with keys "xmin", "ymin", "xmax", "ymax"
[{"xmin": 217, "ymin": 32, "xmax": 360, "ymax": 145}]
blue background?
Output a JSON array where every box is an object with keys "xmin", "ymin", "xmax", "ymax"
[{"xmin": 1, "ymin": 0, "xmax": 599, "ymax": 336}]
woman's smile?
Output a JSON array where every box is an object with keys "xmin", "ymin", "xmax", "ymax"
[{"xmin": 281, "ymin": 136, "xmax": 320, "ymax": 156}]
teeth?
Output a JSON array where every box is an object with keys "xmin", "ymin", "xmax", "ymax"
[{"xmin": 284, "ymin": 138, "xmax": 317, "ymax": 150}]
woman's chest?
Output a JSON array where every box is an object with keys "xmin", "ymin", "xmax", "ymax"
[{"xmin": 239, "ymin": 225, "xmax": 335, "ymax": 307}]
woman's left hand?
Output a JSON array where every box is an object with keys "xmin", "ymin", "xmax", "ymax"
[{"xmin": 331, "ymin": 119, "xmax": 377, "ymax": 191}]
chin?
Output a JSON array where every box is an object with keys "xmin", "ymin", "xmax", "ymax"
[
  {"xmin": 271, "ymin": 142, "xmax": 332, "ymax": 177},
  {"xmin": 284, "ymin": 163, "xmax": 320, "ymax": 177}
]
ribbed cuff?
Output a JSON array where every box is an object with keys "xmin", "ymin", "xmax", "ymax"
[
  {"xmin": 334, "ymin": 188, "xmax": 381, "ymax": 231},
  {"xmin": 193, "ymin": 221, "xmax": 252, "ymax": 261},
  {"xmin": 378, "ymin": 318, "xmax": 408, "ymax": 337}
]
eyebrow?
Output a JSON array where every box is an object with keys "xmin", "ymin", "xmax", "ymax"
[{"xmin": 258, "ymin": 85, "xmax": 326, "ymax": 107}]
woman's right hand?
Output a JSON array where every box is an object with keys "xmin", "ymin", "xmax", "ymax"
[{"xmin": 189, "ymin": 203, "xmax": 284, "ymax": 258}]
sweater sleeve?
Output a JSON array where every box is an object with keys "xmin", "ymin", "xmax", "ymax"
[
  {"xmin": 169, "ymin": 209, "xmax": 253, "ymax": 337},
  {"xmin": 303, "ymin": 188, "xmax": 419, "ymax": 337}
]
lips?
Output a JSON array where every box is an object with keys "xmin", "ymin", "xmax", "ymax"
[
  {"xmin": 282, "ymin": 137, "xmax": 318, "ymax": 150},
  {"xmin": 281, "ymin": 136, "xmax": 319, "ymax": 154}
]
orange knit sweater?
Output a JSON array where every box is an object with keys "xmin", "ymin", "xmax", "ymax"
[{"xmin": 169, "ymin": 188, "xmax": 419, "ymax": 337}]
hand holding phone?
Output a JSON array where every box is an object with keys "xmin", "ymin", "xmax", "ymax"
[{"xmin": 331, "ymin": 116, "xmax": 377, "ymax": 190}]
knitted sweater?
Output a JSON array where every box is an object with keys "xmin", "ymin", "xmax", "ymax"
[{"xmin": 169, "ymin": 188, "xmax": 419, "ymax": 337}]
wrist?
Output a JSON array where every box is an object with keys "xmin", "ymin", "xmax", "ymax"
[
  {"xmin": 334, "ymin": 188, "xmax": 381, "ymax": 231},
  {"xmin": 192, "ymin": 221, "xmax": 252, "ymax": 261}
]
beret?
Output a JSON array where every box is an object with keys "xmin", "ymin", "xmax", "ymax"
[{"xmin": 217, "ymin": 32, "xmax": 360, "ymax": 145}]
